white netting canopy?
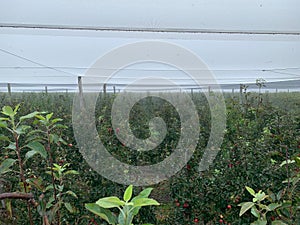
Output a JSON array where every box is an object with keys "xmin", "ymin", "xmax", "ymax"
[{"xmin": 1, "ymin": 0, "xmax": 300, "ymax": 92}]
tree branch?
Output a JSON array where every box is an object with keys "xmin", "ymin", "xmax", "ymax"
[{"xmin": 0, "ymin": 192, "xmax": 34, "ymax": 200}]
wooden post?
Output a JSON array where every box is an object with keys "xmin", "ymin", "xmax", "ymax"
[
  {"xmin": 113, "ymin": 85, "xmax": 116, "ymax": 94},
  {"xmin": 45, "ymin": 86, "xmax": 48, "ymax": 94}
]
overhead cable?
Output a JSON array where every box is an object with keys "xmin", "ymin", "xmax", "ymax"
[{"xmin": 1, "ymin": 23, "xmax": 300, "ymax": 36}]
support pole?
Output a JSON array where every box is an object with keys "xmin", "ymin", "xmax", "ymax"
[
  {"xmin": 7, "ymin": 83, "xmax": 11, "ymax": 97},
  {"xmin": 78, "ymin": 76, "xmax": 85, "ymax": 108},
  {"xmin": 103, "ymin": 83, "xmax": 107, "ymax": 94}
]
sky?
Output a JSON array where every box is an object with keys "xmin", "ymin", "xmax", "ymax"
[{"xmin": 0, "ymin": 0, "xmax": 300, "ymax": 92}]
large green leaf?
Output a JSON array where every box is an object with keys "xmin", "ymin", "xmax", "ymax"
[
  {"xmin": 25, "ymin": 141, "xmax": 47, "ymax": 159},
  {"xmin": 96, "ymin": 196, "xmax": 125, "ymax": 208},
  {"xmin": 85, "ymin": 203, "xmax": 117, "ymax": 224},
  {"xmin": 123, "ymin": 185, "xmax": 133, "ymax": 202},
  {"xmin": 20, "ymin": 111, "xmax": 41, "ymax": 122},
  {"xmin": 132, "ymin": 197, "xmax": 160, "ymax": 207},
  {"xmin": 2, "ymin": 106, "xmax": 14, "ymax": 117},
  {"xmin": 0, "ymin": 158, "xmax": 16, "ymax": 174},
  {"xmin": 239, "ymin": 202, "xmax": 255, "ymax": 216},
  {"xmin": 131, "ymin": 188, "xmax": 155, "ymax": 216}
]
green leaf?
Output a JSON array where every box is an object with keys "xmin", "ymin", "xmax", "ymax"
[
  {"xmin": 85, "ymin": 203, "xmax": 117, "ymax": 224},
  {"xmin": 294, "ymin": 156, "xmax": 300, "ymax": 167},
  {"xmin": 25, "ymin": 150, "xmax": 39, "ymax": 160},
  {"xmin": 123, "ymin": 185, "xmax": 133, "ymax": 202},
  {"xmin": 272, "ymin": 220, "xmax": 288, "ymax": 225},
  {"xmin": 51, "ymin": 118, "xmax": 63, "ymax": 124},
  {"xmin": 46, "ymin": 196, "xmax": 55, "ymax": 209},
  {"xmin": 20, "ymin": 111, "xmax": 41, "ymax": 122},
  {"xmin": 6, "ymin": 142, "xmax": 16, "ymax": 150},
  {"xmin": 35, "ymin": 114, "xmax": 46, "ymax": 120},
  {"xmin": 0, "ymin": 158, "xmax": 16, "ymax": 175},
  {"xmin": 258, "ymin": 204, "xmax": 269, "ymax": 211},
  {"xmin": 64, "ymin": 202, "xmax": 75, "ymax": 213},
  {"xmin": 239, "ymin": 202, "xmax": 255, "ymax": 216},
  {"xmin": 246, "ymin": 186, "xmax": 256, "ymax": 197},
  {"xmin": 253, "ymin": 192, "xmax": 267, "ymax": 202},
  {"xmin": 0, "ymin": 121, "xmax": 7, "ymax": 128},
  {"xmin": 132, "ymin": 197, "xmax": 160, "ymax": 207},
  {"xmin": 13, "ymin": 104, "xmax": 20, "ymax": 114},
  {"xmin": 15, "ymin": 125, "xmax": 31, "ymax": 135},
  {"xmin": 251, "ymin": 205, "xmax": 260, "ymax": 218},
  {"xmin": 251, "ymin": 220, "xmax": 267, "ymax": 225},
  {"xmin": 46, "ymin": 113, "xmax": 53, "ymax": 121},
  {"xmin": 138, "ymin": 187, "xmax": 153, "ymax": 198},
  {"xmin": 132, "ymin": 187, "xmax": 154, "ymax": 202},
  {"xmin": 131, "ymin": 187, "xmax": 155, "ymax": 216},
  {"xmin": 25, "ymin": 141, "xmax": 47, "ymax": 159},
  {"xmin": 0, "ymin": 135, "xmax": 9, "ymax": 141},
  {"xmin": 280, "ymin": 160, "xmax": 295, "ymax": 167},
  {"xmin": 96, "ymin": 196, "xmax": 125, "ymax": 208},
  {"xmin": 45, "ymin": 184, "xmax": 54, "ymax": 191},
  {"xmin": 64, "ymin": 170, "xmax": 79, "ymax": 176},
  {"xmin": 268, "ymin": 203, "xmax": 281, "ymax": 211},
  {"xmin": 118, "ymin": 205, "xmax": 133, "ymax": 225},
  {"xmin": 2, "ymin": 106, "xmax": 14, "ymax": 117},
  {"xmin": 65, "ymin": 190, "xmax": 78, "ymax": 198},
  {"xmin": 276, "ymin": 190, "xmax": 284, "ymax": 201}
]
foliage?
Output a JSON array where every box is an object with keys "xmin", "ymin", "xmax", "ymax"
[
  {"xmin": 239, "ymin": 155, "xmax": 300, "ymax": 225},
  {"xmin": 85, "ymin": 184, "xmax": 160, "ymax": 225},
  {"xmin": 0, "ymin": 104, "xmax": 78, "ymax": 225},
  {"xmin": 0, "ymin": 90, "xmax": 299, "ymax": 224},
  {"xmin": 238, "ymin": 186, "xmax": 282, "ymax": 224}
]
